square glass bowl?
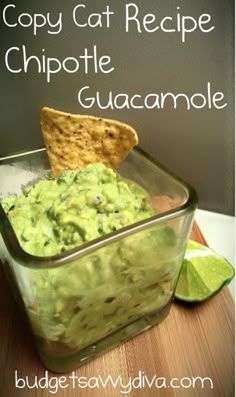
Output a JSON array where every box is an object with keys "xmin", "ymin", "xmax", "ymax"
[{"xmin": 0, "ymin": 147, "xmax": 197, "ymax": 372}]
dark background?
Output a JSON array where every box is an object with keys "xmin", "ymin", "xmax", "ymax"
[{"xmin": 0, "ymin": 0, "xmax": 234, "ymax": 214}]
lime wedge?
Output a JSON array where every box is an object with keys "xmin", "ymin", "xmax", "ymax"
[{"xmin": 175, "ymin": 240, "xmax": 235, "ymax": 302}]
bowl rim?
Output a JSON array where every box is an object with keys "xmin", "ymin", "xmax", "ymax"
[{"xmin": 0, "ymin": 146, "xmax": 198, "ymax": 268}]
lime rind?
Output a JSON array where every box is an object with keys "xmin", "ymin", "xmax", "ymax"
[{"xmin": 175, "ymin": 240, "xmax": 235, "ymax": 302}]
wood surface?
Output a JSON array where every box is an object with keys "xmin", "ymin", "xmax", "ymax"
[{"xmin": 0, "ymin": 223, "xmax": 234, "ymax": 397}]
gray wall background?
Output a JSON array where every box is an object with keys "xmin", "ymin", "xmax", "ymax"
[{"xmin": 0, "ymin": 0, "xmax": 234, "ymax": 214}]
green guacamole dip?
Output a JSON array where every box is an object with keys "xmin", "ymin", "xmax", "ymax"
[
  {"xmin": 2, "ymin": 163, "xmax": 154, "ymax": 256},
  {"xmin": 1, "ymin": 163, "xmax": 178, "ymax": 360}
]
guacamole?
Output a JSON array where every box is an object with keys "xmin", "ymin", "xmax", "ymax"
[
  {"xmin": 1, "ymin": 163, "xmax": 178, "ymax": 368},
  {"xmin": 2, "ymin": 163, "xmax": 153, "ymax": 256}
]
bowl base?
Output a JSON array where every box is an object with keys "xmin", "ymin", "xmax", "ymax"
[{"xmin": 37, "ymin": 301, "xmax": 172, "ymax": 373}]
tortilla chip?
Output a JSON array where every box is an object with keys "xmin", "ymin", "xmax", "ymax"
[{"xmin": 40, "ymin": 107, "xmax": 139, "ymax": 177}]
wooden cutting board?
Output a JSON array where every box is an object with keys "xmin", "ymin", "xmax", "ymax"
[{"xmin": 0, "ymin": 223, "xmax": 234, "ymax": 397}]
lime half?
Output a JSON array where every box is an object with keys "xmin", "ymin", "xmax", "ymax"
[{"xmin": 175, "ymin": 240, "xmax": 235, "ymax": 302}]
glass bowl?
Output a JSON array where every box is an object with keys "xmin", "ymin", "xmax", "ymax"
[{"xmin": 0, "ymin": 147, "xmax": 197, "ymax": 372}]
